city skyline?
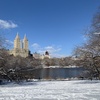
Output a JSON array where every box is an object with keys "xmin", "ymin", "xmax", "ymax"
[{"xmin": 0, "ymin": 0, "xmax": 100, "ymax": 57}]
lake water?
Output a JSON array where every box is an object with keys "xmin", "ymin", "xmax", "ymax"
[{"xmin": 32, "ymin": 67, "xmax": 84, "ymax": 79}]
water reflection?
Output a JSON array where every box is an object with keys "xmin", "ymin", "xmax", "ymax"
[{"xmin": 32, "ymin": 67, "xmax": 84, "ymax": 79}]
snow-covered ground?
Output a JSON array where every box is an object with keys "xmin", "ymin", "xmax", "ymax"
[{"xmin": 0, "ymin": 80, "xmax": 100, "ymax": 100}]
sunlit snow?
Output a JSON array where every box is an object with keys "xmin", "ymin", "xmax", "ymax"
[{"xmin": 0, "ymin": 80, "xmax": 100, "ymax": 100}]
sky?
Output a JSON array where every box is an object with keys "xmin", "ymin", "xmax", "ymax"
[{"xmin": 0, "ymin": 0, "xmax": 100, "ymax": 57}]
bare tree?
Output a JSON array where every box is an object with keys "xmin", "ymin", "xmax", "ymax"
[{"xmin": 73, "ymin": 7, "xmax": 100, "ymax": 79}]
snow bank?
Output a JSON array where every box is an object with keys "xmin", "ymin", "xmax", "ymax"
[{"xmin": 0, "ymin": 80, "xmax": 100, "ymax": 100}]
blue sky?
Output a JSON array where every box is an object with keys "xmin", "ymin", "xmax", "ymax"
[{"xmin": 0, "ymin": 0, "xmax": 100, "ymax": 57}]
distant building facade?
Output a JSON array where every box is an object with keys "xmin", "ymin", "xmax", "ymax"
[
  {"xmin": 33, "ymin": 51, "xmax": 50, "ymax": 59},
  {"xmin": 9, "ymin": 33, "xmax": 29, "ymax": 58},
  {"xmin": 33, "ymin": 52, "xmax": 42, "ymax": 59},
  {"xmin": 43, "ymin": 51, "xmax": 50, "ymax": 59}
]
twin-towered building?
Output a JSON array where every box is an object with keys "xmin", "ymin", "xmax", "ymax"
[
  {"xmin": 9, "ymin": 33, "xmax": 29, "ymax": 58},
  {"xmin": 9, "ymin": 33, "xmax": 50, "ymax": 59}
]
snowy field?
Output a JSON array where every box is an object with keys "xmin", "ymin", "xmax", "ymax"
[{"xmin": 0, "ymin": 80, "xmax": 100, "ymax": 100}]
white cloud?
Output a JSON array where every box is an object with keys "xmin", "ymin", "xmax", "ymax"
[
  {"xmin": 51, "ymin": 53, "xmax": 66, "ymax": 58},
  {"xmin": 31, "ymin": 43, "xmax": 65, "ymax": 57},
  {"xmin": 0, "ymin": 19, "xmax": 18, "ymax": 29},
  {"xmin": 31, "ymin": 43, "xmax": 40, "ymax": 49},
  {"xmin": 5, "ymin": 40, "xmax": 13, "ymax": 44},
  {"xmin": 44, "ymin": 46, "xmax": 61, "ymax": 53}
]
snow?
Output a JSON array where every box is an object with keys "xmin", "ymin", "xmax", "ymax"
[
  {"xmin": 44, "ymin": 66, "xmax": 78, "ymax": 68},
  {"xmin": 0, "ymin": 80, "xmax": 100, "ymax": 100}
]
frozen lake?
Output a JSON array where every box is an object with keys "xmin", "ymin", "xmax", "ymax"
[{"xmin": 0, "ymin": 80, "xmax": 100, "ymax": 100}]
